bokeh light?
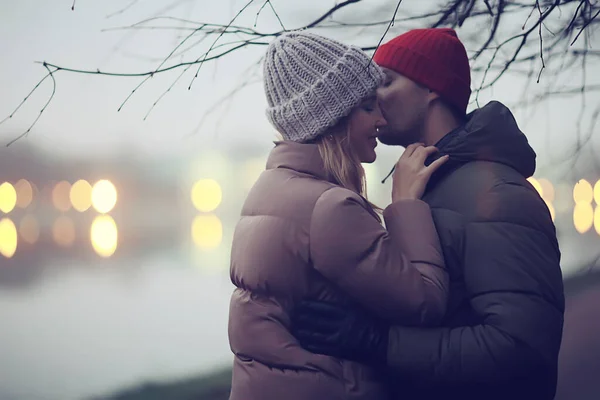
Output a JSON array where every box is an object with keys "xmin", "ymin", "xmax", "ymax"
[
  {"xmin": 527, "ymin": 177, "xmax": 543, "ymax": 196},
  {"xmin": 15, "ymin": 179, "xmax": 33, "ymax": 209},
  {"xmin": 595, "ymin": 207, "xmax": 600, "ymax": 236},
  {"xmin": 52, "ymin": 181, "xmax": 72, "ymax": 212},
  {"xmin": 91, "ymin": 215, "xmax": 118, "ymax": 257},
  {"xmin": 0, "ymin": 218, "xmax": 17, "ymax": 258},
  {"xmin": 52, "ymin": 216, "xmax": 76, "ymax": 247},
  {"xmin": 594, "ymin": 180, "xmax": 600, "ymax": 205},
  {"xmin": 191, "ymin": 214, "xmax": 222, "ymax": 249},
  {"xmin": 538, "ymin": 178, "xmax": 555, "ymax": 202},
  {"xmin": 70, "ymin": 180, "xmax": 92, "ymax": 212},
  {"xmin": 91, "ymin": 180, "xmax": 117, "ymax": 214},
  {"xmin": 191, "ymin": 179, "xmax": 222, "ymax": 212},
  {"xmin": 19, "ymin": 215, "xmax": 40, "ymax": 244},
  {"xmin": 573, "ymin": 202, "xmax": 594, "ymax": 234},
  {"xmin": 0, "ymin": 182, "xmax": 17, "ymax": 213},
  {"xmin": 545, "ymin": 201, "xmax": 556, "ymax": 222},
  {"xmin": 573, "ymin": 179, "xmax": 593, "ymax": 204}
]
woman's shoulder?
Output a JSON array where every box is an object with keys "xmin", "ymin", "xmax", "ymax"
[{"xmin": 313, "ymin": 186, "xmax": 374, "ymax": 218}]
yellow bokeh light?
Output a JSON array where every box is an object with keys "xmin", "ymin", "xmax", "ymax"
[
  {"xmin": 52, "ymin": 216, "xmax": 76, "ymax": 247},
  {"xmin": 538, "ymin": 179, "xmax": 555, "ymax": 202},
  {"xmin": 70, "ymin": 180, "xmax": 92, "ymax": 212},
  {"xmin": 191, "ymin": 214, "xmax": 222, "ymax": 249},
  {"xmin": 594, "ymin": 180, "xmax": 600, "ymax": 205},
  {"xmin": 191, "ymin": 179, "xmax": 222, "ymax": 212},
  {"xmin": 91, "ymin": 215, "xmax": 118, "ymax": 257},
  {"xmin": 91, "ymin": 180, "xmax": 117, "ymax": 214},
  {"xmin": 15, "ymin": 179, "xmax": 33, "ymax": 209},
  {"xmin": 595, "ymin": 207, "xmax": 600, "ymax": 236},
  {"xmin": 52, "ymin": 181, "xmax": 72, "ymax": 212},
  {"xmin": 527, "ymin": 177, "xmax": 543, "ymax": 197},
  {"xmin": 0, "ymin": 218, "xmax": 18, "ymax": 258},
  {"xmin": 545, "ymin": 200, "xmax": 555, "ymax": 222},
  {"xmin": 0, "ymin": 182, "xmax": 17, "ymax": 214},
  {"xmin": 573, "ymin": 179, "xmax": 593, "ymax": 204},
  {"xmin": 19, "ymin": 215, "xmax": 40, "ymax": 244},
  {"xmin": 573, "ymin": 202, "xmax": 594, "ymax": 234}
]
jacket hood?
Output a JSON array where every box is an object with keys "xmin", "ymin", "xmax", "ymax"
[{"xmin": 434, "ymin": 101, "xmax": 536, "ymax": 178}]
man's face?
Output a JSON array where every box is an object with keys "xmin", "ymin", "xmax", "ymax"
[{"xmin": 376, "ymin": 67, "xmax": 431, "ymax": 147}]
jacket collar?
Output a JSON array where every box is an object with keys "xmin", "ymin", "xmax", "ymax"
[{"xmin": 266, "ymin": 141, "xmax": 331, "ymax": 182}]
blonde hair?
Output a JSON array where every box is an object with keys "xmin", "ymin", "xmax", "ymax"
[{"xmin": 314, "ymin": 119, "xmax": 382, "ymax": 216}]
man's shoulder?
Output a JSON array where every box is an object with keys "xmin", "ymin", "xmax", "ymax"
[{"xmin": 426, "ymin": 160, "xmax": 546, "ymax": 224}]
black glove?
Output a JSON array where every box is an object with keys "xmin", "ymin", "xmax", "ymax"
[{"xmin": 291, "ymin": 300, "xmax": 389, "ymax": 366}]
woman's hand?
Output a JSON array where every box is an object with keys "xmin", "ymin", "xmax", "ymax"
[{"xmin": 392, "ymin": 144, "xmax": 449, "ymax": 202}]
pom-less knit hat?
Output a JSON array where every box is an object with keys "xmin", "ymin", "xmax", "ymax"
[
  {"xmin": 263, "ymin": 31, "xmax": 385, "ymax": 142},
  {"xmin": 373, "ymin": 28, "xmax": 471, "ymax": 114}
]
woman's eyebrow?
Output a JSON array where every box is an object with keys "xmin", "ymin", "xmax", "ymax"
[{"xmin": 364, "ymin": 95, "xmax": 377, "ymax": 104}]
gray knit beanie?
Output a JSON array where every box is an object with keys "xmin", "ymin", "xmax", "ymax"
[{"xmin": 263, "ymin": 31, "xmax": 386, "ymax": 142}]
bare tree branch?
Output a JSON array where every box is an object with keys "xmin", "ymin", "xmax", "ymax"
[
  {"xmin": 4, "ymin": 63, "xmax": 57, "ymax": 147},
  {"xmin": 3, "ymin": 0, "xmax": 599, "ymax": 149},
  {"xmin": 571, "ymin": 7, "xmax": 600, "ymax": 45},
  {"xmin": 106, "ymin": 0, "xmax": 142, "ymax": 19},
  {"xmin": 254, "ymin": 0, "xmax": 286, "ymax": 30},
  {"xmin": 306, "ymin": 0, "xmax": 362, "ymax": 28},
  {"xmin": 369, "ymin": 0, "xmax": 404, "ymax": 63}
]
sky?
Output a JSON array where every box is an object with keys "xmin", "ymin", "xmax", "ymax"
[{"xmin": 0, "ymin": 0, "xmax": 598, "ymax": 171}]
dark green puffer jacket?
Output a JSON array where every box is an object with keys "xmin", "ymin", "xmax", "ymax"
[{"xmin": 387, "ymin": 101, "xmax": 565, "ymax": 400}]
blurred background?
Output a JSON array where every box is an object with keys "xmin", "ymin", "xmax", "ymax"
[{"xmin": 1, "ymin": 1, "xmax": 599, "ymax": 399}]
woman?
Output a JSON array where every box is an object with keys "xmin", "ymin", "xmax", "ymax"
[{"xmin": 228, "ymin": 31, "xmax": 449, "ymax": 400}]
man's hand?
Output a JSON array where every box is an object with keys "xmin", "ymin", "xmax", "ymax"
[{"xmin": 291, "ymin": 300, "xmax": 390, "ymax": 365}]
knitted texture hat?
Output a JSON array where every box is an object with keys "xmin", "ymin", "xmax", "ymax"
[
  {"xmin": 374, "ymin": 28, "xmax": 471, "ymax": 114},
  {"xmin": 263, "ymin": 31, "xmax": 385, "ymax": 142}
]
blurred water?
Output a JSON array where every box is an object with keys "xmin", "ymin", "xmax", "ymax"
[
  {"xmin": 0, "ymin": 145, "xmax": 598, "ymax": 400},
  {"xmin": 0, "ymin": 249, "xmax": 234, "ymax": 400}
]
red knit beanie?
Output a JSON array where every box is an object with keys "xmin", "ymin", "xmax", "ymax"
[{"xmin": 374, "ymin": 28, "xmax": 471, "ymax": 114}]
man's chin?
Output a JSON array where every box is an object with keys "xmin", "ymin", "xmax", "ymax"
[{"xmin": 377, "ymin": 132, "xmax": 407, "ymax": 147}]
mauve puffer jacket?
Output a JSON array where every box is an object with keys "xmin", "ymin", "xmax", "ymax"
[{"xmin": 228, "ymin": 140, "xmax": 448, "ymax": 400}]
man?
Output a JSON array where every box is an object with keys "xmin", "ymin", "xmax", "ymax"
[{"xmin": 291, "ymin": 28, "xmax": 565, "ymax": 399}]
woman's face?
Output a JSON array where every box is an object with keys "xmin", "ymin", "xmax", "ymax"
[{"xmin": 347, "ymin": 95, "xmax": 387, "ymax": 163}]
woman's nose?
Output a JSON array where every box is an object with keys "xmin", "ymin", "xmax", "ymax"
[{"xmin": 375, "ymin": 113, "xmax": 387, "ymax": 129}]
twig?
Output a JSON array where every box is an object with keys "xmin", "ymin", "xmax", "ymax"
[
  {"xmin": 143, "ymin": 38, "xmax": 268, "ymax": 120},
  {"xmin": 472, "ymin": 0, "xmax": 505, "ymax": 60},
  {"xmin": 0, "ymin": 70, "xmax": 53, "ymax": 126},
  {"xmin": 254, "ymin": 1, "xmax": 270, "ymax": 27},
  {"xmin": 483, "ymin": 0, "xmax": 494, "ymax": 16},
  {"xmin": 475, "ymin": 1, "xmax": 559, "ymax": 101},
  {"xmin": 523, "ymin": 2, "xmax": 537, "ymax": 29},
  {"xmin": 188, "ymin": 0, "xmax": 256, "ymax": 91},
  {"xmin": 536, "ymin": 0, "xmax": 545, "ymax": 82},
  {"xmin": 266, "ymin": 0, "xmax": 286, "ymax": 31},
  {"xmin": 186, "ymin": 59, "xmax": 263, "ymax": 138},
  {"xmin": 106, "ymin": 0, "xmax": 141, "ymax": 19},
  {"xmin": 571, "ymin": 7, "xmax": 600, "ymax": 45},
  {"xmin": 72, "ymin": 0, "xmax": 76, "ymax": 11},
  {"xmin": 369, "ymin": 0, "xmax": 404, "ymax": 63},
  {"xmin": 103, "ymin": 17, "xmax": 261, "ymax": 36},
  {"xmin": 566, "ymin": 0, "xmax": 587, "ymax": 33},
  {"xmin": 254, "ymin": 0, "xmax": 285, "ymax": 30},
  {"xmin": 432, "ymin": 0, "xmax": 465, "ymax": 28},
  {"xmin": 117, "ymin": 22, "xmax": 211, "ymax": 112},
  {"xmin": 306, "ymin": 0, "xmax": 362, "ymax": 28},
  {"xmin": 5, "ymin": 63, "xmax": 57, "ymax": 146}
]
